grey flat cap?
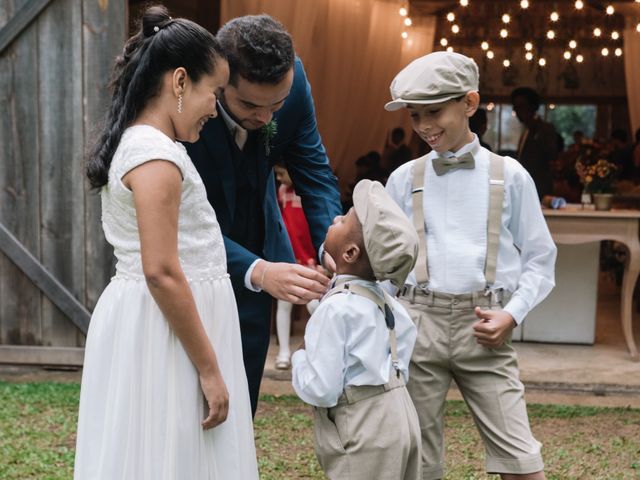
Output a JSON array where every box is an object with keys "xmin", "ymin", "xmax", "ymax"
[{"xmin": 385, "ymin": 51, "xmax": 479, "ymax": 111}]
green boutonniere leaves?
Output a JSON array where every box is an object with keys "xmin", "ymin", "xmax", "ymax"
[{"xmin": 261, "ymin": 120, "xmax": 278, "ymax": 156}]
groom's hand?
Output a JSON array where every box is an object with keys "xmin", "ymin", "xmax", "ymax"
[{"xmin": 251, "ymin": 261, "xmax": 330, "ymax": 304}]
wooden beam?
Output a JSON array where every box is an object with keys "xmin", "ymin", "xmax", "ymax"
[
  {"xmin": 0, "ymin": 345, "xmax": 84, "ymax": 366},
  {"xmin": 0, "ymin": 222, "xmax": 90, "ymax": 334},
  {"xmin": 0, "ymin": 0, "xmax": 56, "ymax": 56}
]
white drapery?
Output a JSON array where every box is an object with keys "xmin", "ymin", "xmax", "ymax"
[
  {"xmin": 623, "ymin": 16, "xmax": 640, "ymax": 136},
  {"xmin": 220, "ymin": 0, "xmax": 436, "ymax": 191}
]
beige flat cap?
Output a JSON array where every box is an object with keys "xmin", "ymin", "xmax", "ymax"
[
  {"xmin": 385, "ymin": 51, "xmax": 479, "ymax": 111},
  {"xmin": 353, "ymin": 180, "xmax": 418, "ymax": 287}
]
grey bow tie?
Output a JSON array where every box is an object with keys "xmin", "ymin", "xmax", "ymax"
[{"xmin": 432, "ymin": 152, "xmax": 475, "ymax": 176}]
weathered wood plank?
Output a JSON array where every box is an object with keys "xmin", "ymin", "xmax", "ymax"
[
  {"xmin": 0, "ymin": 0, "xmax": 43, "ymax": 347},
  {"xmin": 38, "ymin": 0, "xmax": 86, "ymax": 346},
  {"xmin": 0, "ymin": 0, "xmax": 53, "ymax": 55},
  {"xmin": 0, "ymin": 223, "xmax": 90, "ymax": 333},
  {"xmin": 81, "ymin": 0, "xmax": 125, "ymax": 321},
  {"xmin": 0, "ymin": 345, "xmax": 84, "ymax": 366}
]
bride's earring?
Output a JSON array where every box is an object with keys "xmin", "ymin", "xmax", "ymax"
[{"xmin": 177, "ymin": 94, "xmax": 183, "ymax": 114}]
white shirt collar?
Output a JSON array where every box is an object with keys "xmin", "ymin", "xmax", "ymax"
[
  {"xmin": 433, "ymin": 133, "xmax": 482, "ymax": 159},
  {"xmin": 218, "ymin": 102, "xmax": 243, "ymax": 134}
]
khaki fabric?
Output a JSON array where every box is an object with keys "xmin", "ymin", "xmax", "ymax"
[
  {"xmin": 314, "ymin": 375, "xmax": 422, "ymax": 480},
  {"xmin": 399, "ymin": 291, "xmax": 544, "ymax": 479}
]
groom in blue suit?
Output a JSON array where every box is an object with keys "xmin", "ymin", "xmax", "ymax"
[{"xmin": 186, "ymin": 15, "xmax": 342, "ymax": 415}]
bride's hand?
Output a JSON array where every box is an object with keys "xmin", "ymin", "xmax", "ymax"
[{"xmin": 199, "ymin": 371, "xmax": 229, "ymax": 430}]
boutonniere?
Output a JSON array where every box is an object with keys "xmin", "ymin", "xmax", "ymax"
[{"xmin": 261, "ymin": 119, "xmax": 278, "ymax": 156}]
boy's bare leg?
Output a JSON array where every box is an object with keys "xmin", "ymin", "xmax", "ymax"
[{"xmin": 501, "ymin": 472, "xmax": 545, "ymax": 480}]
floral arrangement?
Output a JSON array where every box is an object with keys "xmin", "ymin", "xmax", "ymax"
[
  {"xmin": 261, "ymin": 119, "xmax": 278, "ymax": 156},
  {"xmin": 575, "ymin": 142, "xmax": 617, "ymax": 194}
]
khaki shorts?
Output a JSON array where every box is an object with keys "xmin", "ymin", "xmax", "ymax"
[{"xmin": 399, "ymin": 289, "xmax": 544, "ymax": 480}]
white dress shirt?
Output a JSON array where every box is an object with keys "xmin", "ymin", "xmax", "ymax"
[
  {"xmin": 291, "ymin": 276, "xmax": 417, "ymax": 408},
  {"xmin": 385, "ymin": 135, "xmax": 556, "ymax": 325}
]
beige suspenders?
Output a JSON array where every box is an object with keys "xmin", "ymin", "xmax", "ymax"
[
  {"xmin": 324, "ymin": 281, "xmax": 401, "ymax": 378},
  {"xmin": 411, "ymin": 152, "xmax": 505, "ymax": 289}
]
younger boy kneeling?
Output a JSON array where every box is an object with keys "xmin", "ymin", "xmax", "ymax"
[{"xmin": 292, "ymin": 179, "xmax": 422, "ymax": 480}]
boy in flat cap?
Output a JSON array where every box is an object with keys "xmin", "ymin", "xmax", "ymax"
[
  {"xmin": 384, "ymin": 51, "xmax": 556, "ymax": 480},
  {"xmin": 292, "ymin": 179, "xmax": 422, "ymax": 480}
]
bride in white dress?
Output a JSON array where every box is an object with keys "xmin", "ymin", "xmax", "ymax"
[{"xmin": 74, "ymin": 6, "xmax": 258, "ymax": 479}]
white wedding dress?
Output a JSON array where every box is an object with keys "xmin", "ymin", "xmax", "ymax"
[{"xmin": 74, "ymin": 125, "xmax": 258, "ymax": 479}]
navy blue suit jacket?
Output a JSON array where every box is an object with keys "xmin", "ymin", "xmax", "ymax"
[{"xmin": 185, "ymin": 58, "xmax": 342, "ymax": 293}]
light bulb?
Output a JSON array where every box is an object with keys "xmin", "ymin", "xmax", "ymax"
[
  {"xmin": 500, "ymin": 28, "xmax": 508, "ymax": 38},
  {"xmin": 549, "ymin": 104, "xmax": 556, "ymax": 110},
  {"xmin": 460, "ymin": 0, "xmax": 469, "ymax": 6},
  {"xmin": 576, "ymin": 54, "xmax": 584, "ymax": 63},
  {"xmin": 611, "ymin": 31, "xmax": 619, "ymax": 40},
  {"xmin": 547, "ymin": 30, "xmax": 555, "ymax": 40},
  {"xmin": 452, "ymin": 24, "xmax": 460, "ymax": 34},
  {"xmin": 637, "ymin": 23, "xmax": 640, "ymax": 33},
  {"xmin": 569, "ymin": 40, "xmax": 577, "ymax": 49},
  {"xmin": 615, "ymin": 48, "xmax": 622, "ymax": 56},
  {"xmin": 606, "ymin": 4, "xmax": 614, "ymax": 15},
  {"xmin": 481, "ymin": 41, "xmax": 489, "ymax": 50},
  {"xmin": 401, "ymin": 31, "xmax": 408, "ymax": 39},
  {"xmin": 575, "ymin": 0, "xmax": 584, "ymax": 9},
  {"xmin": 525, "ymin": 52, "xmax": 533, "ymax": 61},
  {"xmin": 399, "ymin": 7, "xmax": 408, "ymax": 16},
  {"xmin": 601, "ymin": 47, "xmax": 609, "ymax": 56},
  {"xmin": 503, "ymin": 59, "xmax": 511, "ymax": 67},
  {"xmin": 447, "ymin": 12, "xmax": 455, "ymax": 22},
  {"xmin": 525, "ymin": 42, "xmax": 533, "ymax": 51},
  {"xmin": 487, "ymin": 102, "xmax": 495, "ymax": 111},
  {"xmin": 440, "ymin": 38, "xmax": 448, "ymax": 46},
  {"xmin": 487, "ymin": 50, "xmax": 495, "ymax": 59},
  {"xmin": 404, "ymin": 17, "xmax": 412, "ymax": 26},
  {"xmin": 520, "ymin": 0, "xmax": 529, "ymax": 8},
  {"xmin": 502, "ymin": 14, "xmax": 511, "ymax": 24},
  {"xmin": 447, "ymin": 46, "xmax": 454, "ymax": 52},
  {"xmin": 593, "ymin": 27, "xmax": 602, "ymax": 37},
  {"xmin": 538, "ymin": 57, "xmax": 546, "ymax": 66},
  {"xmin": 564, "ymin": 51, "xmax": 572, "ymax": 60},
  {"xmin": 550, "ymin": 12, "xmax": 559, "ymax": 22}
]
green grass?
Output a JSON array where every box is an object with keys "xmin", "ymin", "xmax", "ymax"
[{"xmin": 1, "ymin": 382, "xmax": 639, "ymax": 479}]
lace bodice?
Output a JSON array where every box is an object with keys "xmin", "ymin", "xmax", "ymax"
[{"xmin": 101, "ymin": 125, "xmax": 227, "ymax": 280}]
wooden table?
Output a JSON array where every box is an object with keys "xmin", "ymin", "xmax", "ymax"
[{"xmin": 544, "ymin": 208, "xmax": 640, "ymax": 360}]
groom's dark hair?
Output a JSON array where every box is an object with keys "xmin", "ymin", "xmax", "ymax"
[{"xmin": 217, "ymin": 15, "xmax": 294, "ymax": 86}]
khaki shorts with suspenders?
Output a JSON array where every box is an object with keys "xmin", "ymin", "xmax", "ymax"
[
  {"xmin": 313, "ymin": 281, "xmax": 422, "ymax": 480},
  {"xmin": 399, "ymin": 153, "xmax": 544, "ymax": 479}
]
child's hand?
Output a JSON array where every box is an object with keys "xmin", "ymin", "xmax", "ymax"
[{"xmin": 472, "ymin": 307, "xmax": 516, "ymax": 348}]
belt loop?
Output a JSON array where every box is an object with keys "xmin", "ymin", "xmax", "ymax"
[
  {"xmin": 410, "ymin": 285, "xmax": 416, "ymax": 304},
  {"xmin": 472, "ymin": 290, "xmax": 478, "ymax": 307},
  {"xmin": 428, "ymin": 290, "xmax": 435, "ymax": 307}
]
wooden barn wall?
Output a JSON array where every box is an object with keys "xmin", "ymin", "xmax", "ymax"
[{"xmin": 0, "ymin": 0, "xmax": 125, "ymax": 350}]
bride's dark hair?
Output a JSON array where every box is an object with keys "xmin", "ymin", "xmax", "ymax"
[{"xmin": 86, "ymin": 5, "xmax": 225, "ymax": 188}]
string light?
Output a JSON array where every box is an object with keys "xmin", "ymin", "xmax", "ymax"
[
  {"xmin": 447, "ymin": 46, "xmax": 454, "ymax": 52},
  {"xmin": 601, "ymin": 47, "xmax": 609, "ymax": 56},
  {"xmin": 549, "ymin": 104, "xmax": 556, "ymax": 110},
  {"xmin": 503, "ymin": 59, "xmax": 511, "ymax": 67},
  {"xmin": 606, "ymin": 5, "xmax": 614, "ymax": 15},
  {"xmin": 525, "ymin": 52, "xmax": 534, "ymax": 61},
  {"xmin": 575, "ymin": 0, "xmax": 584, "ymax": 9},
  {"xmin": 615, "ymin": 48, "xmax": 623, "ymax": 56},
  {"xmin": 481, "ymin": 41, "xmax": 489, "ymax": 50},
  {"xmin": 401, "ymin": 31, "xmax": 408, "ymax": 39},
  {"xmin": 486, "ymin": 102, "xmax": 495, "ymax": 111},
  {"xmin": 611, "ymin": 31, "xmax": 619, "ymax": 40},
  {"xmin": 440, "ymin": 38, "xmax": 448, "ymax": 46},
  {"xmin": 460, "ymin": 0, "xmax": 469, "ymax": 6},
  {"xmin": 569, "ymin": 40, "xmax": 577, "ymax": 49},
  {"xmin": 525, "ymin": 42, "xmax": 533, "ymax": 51},
  {"xmin": 576, "ymin": 54, "xmax": 584, "ymax": 63},
  {"xmin": 404, "ymin": 17, "xmax": 412, "ymax": 26},
  {"xmin": 538, "ymin": 57, "xmax": 546, "ymax": 66},
  {"xmin": 502, "ymin": 14, "xmax": 511, "ymax": 24},
  {"xmin": 563, "ymin": 51, "xmax": 572, "ymax": 60},
  {"xmin": 550, "ymin": 12, "xmax": 559, "ymax": 22},
  {"xmin": 637, "ymin": 23, "xmax": 640, "ymax": 33},
  {"xmin": 452, "ymin": 24, "xmax": 460, "ymax": 34},
  {"xmin": 487, "ymin": 50, "xmax": 495, "ymax": 59},
  {"xmin": 547, "ymin": 30, "xmax": 556, "ymax": 40},
  {"xmin": 593, "ymin": 27, "xmax": 602, "ymax": 37},
  {"xmin": 399, "ymin": 7, "xmax": 407, "ymax": 16},
  {"xmin": 446, "ymin": 12, "xmax": 455, "ymax": 22},
  {"xmin": 500, "ymin": 28, "xmax": 509, "ymax": 38},
  {"xmin": 520, "ymin": 0, "xmax": 529, "ymax": 8}
]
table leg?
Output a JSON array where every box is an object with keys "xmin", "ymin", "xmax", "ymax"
[{"xmin": 621, "ymin": 235, "xmax": 640, "ymax": 361}]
